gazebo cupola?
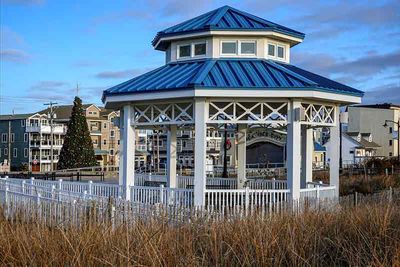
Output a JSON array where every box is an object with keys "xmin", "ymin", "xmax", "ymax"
[
  {"xmin": 103, "ymin": 6, "xmax": 364, "ymax": 206},
  {"xmin": 152, "ymin": 5, "xmax": 305, "ymax": 64}
]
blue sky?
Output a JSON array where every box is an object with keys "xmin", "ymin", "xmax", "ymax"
[{"xmin": 0, "ymin": 0, "xmax": 399, "ymax": 114}]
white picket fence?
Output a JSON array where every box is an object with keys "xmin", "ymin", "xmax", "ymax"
[
  {"xmin": 300, "ymin": 185, "xmax": 337, "ymax": 201},
  {"xmin": 0, "ymin": 178, "xmax": 105, "ymax": 204},
  {"xmin": 0, "ymin": 176, "xmax": 334, "ymax": 212},
  {"xmin": 205, "ymin": 188, "xmax": 290, "ymax": 210},
  {"xmin": 135, "ymin": 173, "xmax": 288, "ymax": 190},
  {"xmin": 131, "ymin": 185, "xmax": 194, "ymax": 207},
  {"xmin": 3, "ymin": 177, "xmax": 122, "ymax": 199},
  {"xmin": 0, "ymin": 176, "xmax": 342, "ymax": 228}
]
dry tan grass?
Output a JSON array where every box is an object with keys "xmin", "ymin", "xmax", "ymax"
[{"xmin": 1, "ymin": 199, "xmax": 400, "ymax": 266}]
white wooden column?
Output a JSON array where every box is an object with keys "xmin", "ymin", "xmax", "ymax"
[
  {"xmin": 194, "ymin": 98, "xmax": 208, "ymax": 206},
  {"xmin": 167, "ymin": 125, "xmax": 177, "ymax": 188},
  {"xmin": 301, "ymin": 126, "xmax": 313, "ymax": 188},
  {"xmin": 237, "ymin": 124, "xmax": 247, "ymax": 189},
  {"xmin": 119, "ymin": 105, "xmax": 135, "ymax": 200},
  {"xmin": 287, "ymin": 101, "xmax": 302, "ymax": 201},
  {"xmin": 329, "ymin": 106, "xmax": 340, "ymax": 198}
]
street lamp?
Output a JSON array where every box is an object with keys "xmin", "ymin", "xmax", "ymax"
[{"xmin": 383, "ymin": 119, "xmax": 400, "ymax": 161}]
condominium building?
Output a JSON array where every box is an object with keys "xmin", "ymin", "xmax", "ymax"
[
  {"xmin": 347, "ymin": 104, "xmax": 399, "ymax": 157},
  {"xmin": 40, "ymin": 104, "xmax": 121, "ymax": 167},
  {"xmin": 0, "ymin": 103, "xmax": 122, "ymax": 172},
  {"xmin": 0, "ymin": 113, "xmax": 66, "ymax": 171}
]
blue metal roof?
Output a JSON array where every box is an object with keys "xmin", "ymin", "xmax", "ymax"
[
  {"xmin": 103, "ymin": 58, "xmax": 364, "ymax": 99},
  {"xmin": 152, "ymin": 6, "xmax": 305, "ymax": 49}
]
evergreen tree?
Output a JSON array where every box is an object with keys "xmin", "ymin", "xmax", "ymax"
[{"xmin": 58, "ymin": 97, "xmax": 97, "ymax": 169}]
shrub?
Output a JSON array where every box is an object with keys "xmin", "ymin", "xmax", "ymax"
[{"xmin": 0, "ymin": 198, "xmax": 399, "ymax": 266}]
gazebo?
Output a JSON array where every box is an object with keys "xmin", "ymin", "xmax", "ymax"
[{"xmin": 102, "ymin": 6, "xmax": 363, "ymax": 206}]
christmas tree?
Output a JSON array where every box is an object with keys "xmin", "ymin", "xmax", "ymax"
[{"xmin": 57, "ymin": 97, "xmax": 98, "ymax": 169}]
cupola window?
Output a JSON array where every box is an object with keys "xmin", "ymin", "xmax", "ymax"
[
  {"xmin": 194, "ymin": 43, "xmax": 206, "ymax": 56},
  {"xmin": 221, "ymin": 41, "xmax": 237, "ymax": 54},
  {"xmin": 240, "ymin": 41, "xmax": 256, "ymax": 55},
  {"xmin": 177, "ymin": 42, "xmax": 207, "ymax": 59},
  {"xmin": 277, "ymin": 46, "xmax": 285, "ymax": 59},
  {"xmin": 178, "ymin": 44, "xmax": 191, "ymax": 58},
  {"xmin": 267, "ymin": 43, "xmax": 286, "ymax": 60},
  {"xmin": 267, "ymin": 44, "xmax": 275, "ymax": 57}
]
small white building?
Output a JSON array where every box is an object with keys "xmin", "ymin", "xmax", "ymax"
[
  {"xmin": 347, "ymin": 104, "xmax": 399, "ymax": 158},
  {"xmin": 326, "ymin": 132, "xmax": 380, "ymax": 166}
]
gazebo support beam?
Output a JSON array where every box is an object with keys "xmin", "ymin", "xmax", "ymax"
[
  {"xmin": 287, "ymin": 101, "xmax": 302, "ymax": 201},
  {"xmin": 237, "ymin": 124, "xmax": 247, "ymax": 189},
  {"xmin": 119, "ymin": 105, "xmax": 135, "ymax": 200},
  {"xmin": 301, "ymin": 125, "xmax": 313, "ymax": 188},
  {"xmin": 194, "ymin": 98, "xmax": 208, "ymax": 206},
  {"xmin": 167, "ymin": 124, "xmax": 177, "ymax": 188},
  {"xmin": 329, "ymin": 106, "xmax": 340, "ymax": 198}
]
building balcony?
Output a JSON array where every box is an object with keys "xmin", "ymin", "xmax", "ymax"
[
  {"xmin": 31, "ymin": 155, "xmax": 59, "ymax": 163},
  {"xmin": 26, "ymin": 124, "xmax": 66, "ymax": 134},
  {"xmin": 30, "ymin": 140, "xmax": 63, "ymax": 148},
  {"xmin": 90, "ymin": 130, "xmax": 102, "ymax": 135}
]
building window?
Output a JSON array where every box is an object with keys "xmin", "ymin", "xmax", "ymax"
[
  {"xmin": 277, "ymin": 45, "xmax": 285, "ymax": 58},
  {"xmin": 268, "ymin": 43, "xmax": 286, "ymax": 60},
  {"xmin": 1, "ymin": 133, "xmax": 7, "ymax": 143},
  {"xmin": 13, "ymin": 148, "xmax": 17, "ymax": 158},
  {"xmin": 389, "ymin": 127, "xmax": 393, "ymax": 134},
  {"xmin": 21, "ymin": 120, "xmax": 25, "ymax": 127},
  {"xmin": 155, "ymin": 140, "xmax": 163, "ymax": 147},
  {"xmin": 110, "ymin": 149, "xmax": 114, "ymax": 155},
  {"xmin": 267, "ymin": 44, "xmax": 275, "ymax": 56},
  {"xmin": 103, "ymin": 139, "xmax": 107, "ymax": 145},
  {"xmin": 117, "ymin": 140, "xmax": 120, "ymax": 145},
  {"xmin": 194, "ymin": 43, "xmax": 206, "ymax": 56},
  {"xmin": 10, "ymin": 133, "xmax": 15, "ymax": 143},
  {"xmin": 4, "ymin": 148, "xmax": 8, "ymax": 156},
  {"xmin": 240, "ymin": 41, "xmax": 256, "ymax": 55},
  {"xmin": 389, "ymin": 140, "xmax": 393, "ymax": 146},
  {"xmin": 389, "ymin": 152, "xmax": 393, "ymax": 157},
  {"xmin": 221, "ymin": 41, "xmax": 237, "ymax": 54},
  {"xmin": 110, "ymin": 130, "xmax": 115, "ymax": 138},
  {"xmin": 24, "ymin": 133, "xmax": 28, "ymax": 142},
  {"xmin": 178, "ymin": 44, "xmax": 191, "ymax": 58},
  {"xmin": 93, "ymin": 139, "xmax": 98, "ymax": 145},
  {"xmin": 24, "ymin": 148, "xmax": 28, "ymax": 157},
  {"xmin": 103, "ymin": 122, "xmax": 107, "ymax": 129}
]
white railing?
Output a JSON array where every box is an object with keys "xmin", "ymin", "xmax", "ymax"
[
  {"xmin": 300, "ymin": 185, "xmax": 336, "ymax": 201},
  {"xmin": 26, "ymin": 124, "xmax": 66, "ymax": 134},
  {"xmin": 246, "ymin": 178, "xmax": 287, "ymax": 190},
  {"xmin": 0, "ymin": 177, "xmax": 338, "ymax": 220},
  {"xmin": 0, "ymin": 179, "xmax": 100, "ymax": 203},
  {"xmin": 130, "ymin": 185, "xmax": 194, "ymax": 207},
  {"xmin": 135, "ymin": 173, "xmax": 285, "ymax": 190},
  {"xmin": 57, "ymin": 165, "xmax": 119, "ymax": 173},
  {"xmin": 2, "ymin": 178, "xmax": 122, "ymax": 199},
  {"xmin": 205, "ymin": 188, "xmax": 290, "ymax": 209}
]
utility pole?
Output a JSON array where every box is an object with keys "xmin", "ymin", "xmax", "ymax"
[
  {"xmin": 7, "ymin": 117, "xmax": 11, "ymax": 169},
  {"xmin": 44, "ymin": 102, "xmax": 58, "ymax": 171}
]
